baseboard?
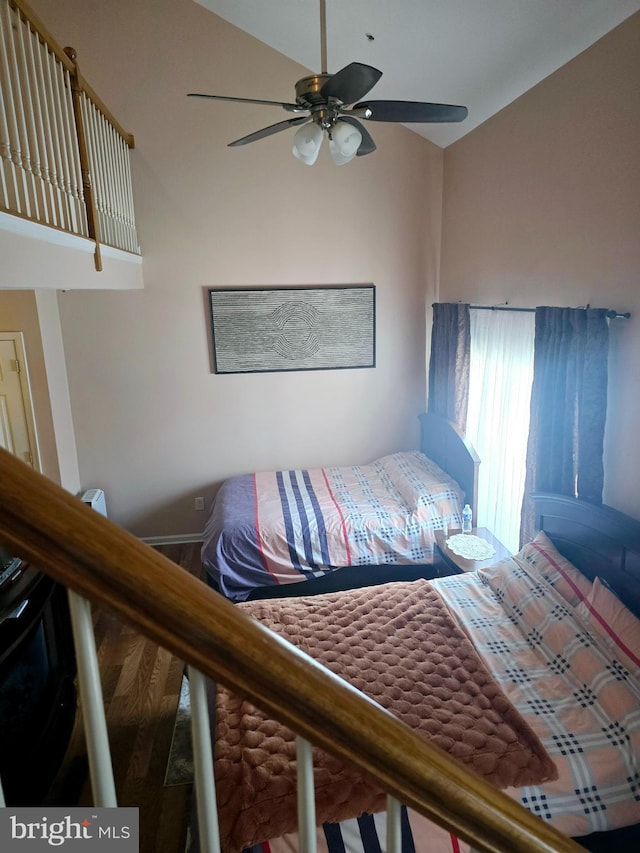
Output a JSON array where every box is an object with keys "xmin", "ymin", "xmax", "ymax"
[{"xmin": 140, "ymin": 534, "xmax": 204, "ymax": 546}]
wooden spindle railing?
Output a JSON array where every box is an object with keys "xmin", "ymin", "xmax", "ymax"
[
  {"xmin": 0, "ymin": 0, "xmax": 139, "ymax": 267},
  {"xmin": 0, "ymin": 447, "xmax": 586, "ymax": 853}
]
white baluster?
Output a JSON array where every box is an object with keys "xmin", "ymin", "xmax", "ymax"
[
  {"xmin": 1, "ymin": 1, "xmax": 38, "ymax": 219},
  {"xmin": 58, "ymin": 62, "xmax": 86, "ymax": 234},
  {"xmin": 297, "ymin": 737, "xmax": 317, "ymax": 853},
  {"xmin": 15, "ymin": 11, "xmax": 47, "ymax": 223},
  {"xmin": 67, "ymin": 590, "xmax": 117, "ymax": 807},
  {"xmin": 188, "ymin": 666, "xmax": 221, "ymax": 853},
  {"xmin": 0, "ymin": 1, "xmax": 29, "ymax": 215},
  {"xmin": 46, "ymin": 45, "xmax": 73, "ymax": 232},
  {"xmin": 120, "ymin": 134, "xmax": 138, "ymax": 251},
  {"xmin": 33, "ymin": 36, "xmax": 58, "ymax": 224},
  {"xmin": 386, "ymin": 795, "xmax": 402, "ymax": 853}
]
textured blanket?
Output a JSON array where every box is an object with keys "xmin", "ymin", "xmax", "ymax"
[{"xmin": 214, "ymin": 580, "xmax": 557, "ymax": 852}]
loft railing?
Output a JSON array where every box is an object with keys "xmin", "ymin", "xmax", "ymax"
[
  {"xmin": 0, "ymin": 447, "xmax": 585, "ymax": 853},
  {"xmin": 0, "ymin": 0, "xmax": 139, "ymax": 269}
]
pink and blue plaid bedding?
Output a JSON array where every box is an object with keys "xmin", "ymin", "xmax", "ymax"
[
  {"xmin": 432, "ymin": 560, "xmax": 640, "ymax": 845},
  {"xmin": 201, "ymin": 451, "xmax": 463, "ymax": 601},
  {"xmin": 264, "ymin": 558, "xmax": 640, "ymax": 853}
]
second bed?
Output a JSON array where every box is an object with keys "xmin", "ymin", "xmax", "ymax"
[{"xmin": 201, "ymin": 413, "xmax": 480, "ymax": 601}]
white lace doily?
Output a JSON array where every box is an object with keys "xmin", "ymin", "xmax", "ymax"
[{"xmin": 445, "ymin": 533, "xmax": 496, "ymax": 561}]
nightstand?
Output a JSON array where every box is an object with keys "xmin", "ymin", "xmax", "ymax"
[{"xmin": 434, "ymin": 527, "xmax": 511, "ymax": 575}]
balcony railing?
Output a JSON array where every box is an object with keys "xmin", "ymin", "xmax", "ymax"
[{"xmin": 0, "ymin": 0, "xmax": 139, "ymax": 269}]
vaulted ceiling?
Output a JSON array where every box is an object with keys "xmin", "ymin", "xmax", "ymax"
[{"xmin": 195, "ymin": 0, "xmax": 640, "ymax": 147}]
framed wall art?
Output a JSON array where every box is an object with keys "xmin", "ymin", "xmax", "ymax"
[{"xmin": 208, "ymin": 285, "xmax": 376, "ymax": 374}]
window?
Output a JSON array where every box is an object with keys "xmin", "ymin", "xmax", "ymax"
[{"xmin": 465, "ymin": 310, "xmax": 535, "ymax": 552}]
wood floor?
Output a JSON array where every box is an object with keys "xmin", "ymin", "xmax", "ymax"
[{"xmin": 58, "ymin": 541, "xmax": 203, "ymax": 853}]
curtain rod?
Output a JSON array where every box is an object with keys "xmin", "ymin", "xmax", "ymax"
[{"xmin": 469, "ymin": 304, "xmax": 631, "ymax": 320}]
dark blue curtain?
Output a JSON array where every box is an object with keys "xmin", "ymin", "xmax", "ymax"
[
  {"xmin": 520, "ymin": 306, "xmax": 609, "ymax": 543},
  {"xmin": 427, "ymin": 302, "xmax": 471, "ymax": 432}
]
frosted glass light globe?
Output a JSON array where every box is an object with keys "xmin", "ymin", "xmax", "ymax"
[
  {"xmin": 329, "ymin": 121, "xmax": 362, "ymax": 165},
  {"xmin": 292, "ymin": 123, "xmax": 323, "ymax": 165}
]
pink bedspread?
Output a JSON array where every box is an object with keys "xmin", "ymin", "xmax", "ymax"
[
  {"xmin": 213, "ymin": 579, "xmax": 556, "ymax": 852},
  {"xmin": 262, "ymin": 561, "xmax": 640, "ymax": 853}
]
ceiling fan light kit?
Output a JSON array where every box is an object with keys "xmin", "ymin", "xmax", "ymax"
[
  {"xmin": 292, "ymin": 122, "xmax": 323, "ymax": 165},
  {"xmin": 293, "ymin": 119, "xmax": 362, "ymax": 166},
  {"xmin": 328, "ymin": 120, "xmax": 362, "ymax": 165},
  {"xmin": 189, "ymin": 0, "xmax": 468, "ymax": 166}
]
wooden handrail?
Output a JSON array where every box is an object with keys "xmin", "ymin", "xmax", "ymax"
[{"xmin": 0, "ymin": 448, "xmax": 584, "ymax": 853}]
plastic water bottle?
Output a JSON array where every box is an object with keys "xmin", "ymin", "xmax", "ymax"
[{"xmin": 462, "ymin": 504, "xmax": 473, "ymax": 534}]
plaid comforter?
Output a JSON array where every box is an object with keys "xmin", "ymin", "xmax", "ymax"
[
  {"xmin": 265, "ymin": 559, "xmax": 640, "ymax": 853},
  {"xmin": 202, "ymin": 451, "xmax": 463, "ymax": 601},
  {"xmin": 436, "ymin": 560, "xmax": 640, "ymax": 839}
]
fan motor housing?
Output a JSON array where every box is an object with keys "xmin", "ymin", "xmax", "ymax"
[{"xmin": 295, "ymin": 74, "xmax": 334, "ymax": 107}]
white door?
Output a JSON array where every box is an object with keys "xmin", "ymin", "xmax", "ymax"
[{"xmin": 0, "ymin": 333, "xmax": 41, "ymax": 470}]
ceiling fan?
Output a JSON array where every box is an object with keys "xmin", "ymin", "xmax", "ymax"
[{"xmin": 188, "ymin": 0, "xmax": 468, "ymax": 165}]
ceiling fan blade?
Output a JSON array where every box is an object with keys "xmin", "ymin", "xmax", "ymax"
[
  {"xmin": 355, "ymin": 100, "xmax": 468, "ymax": 123},
  {"xmin": 188, "ymin": 93, "xmax": 302, "ymax": 112},
  {"xmin": 228, "ymin": 116, "xmax": 310, "ymax": 147},
  {"xmin": 339, "ymin": 116, "xmax": 376, "ymax": 156},
  {"xmin": 320, "ymin": 62, "xmax": 383, "ymax": 105}
]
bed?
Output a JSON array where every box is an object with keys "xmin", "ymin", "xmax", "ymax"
[
  {"xmin": 201, "ymin": 413, "xmax": 480, "ymax": 601},
  {"xmin": 192, "ymin": 491, "xmax": 640, "ymax": 853}
]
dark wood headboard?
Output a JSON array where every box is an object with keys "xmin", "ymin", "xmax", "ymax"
[
  {"xmin": 418, "ymin": 413, "xmax": 480, "ymax": 523},
  {"xmin": 533, "ymin": 492, "xmax": 640, "ymax": 618}
]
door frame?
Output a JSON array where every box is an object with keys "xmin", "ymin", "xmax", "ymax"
[{"xmin": 0, "ymin": 331, "xmax": 42, "ymax": 472}]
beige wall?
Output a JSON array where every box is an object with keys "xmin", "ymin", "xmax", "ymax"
[
  {"xmin": 26, "ymin": 0, "xmax": 443, "ymax": 537},
  {"xmin": 440, "ymin": 14, "xmax": 640, "ymax": 519}
]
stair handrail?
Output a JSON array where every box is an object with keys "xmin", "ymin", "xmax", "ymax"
[{"xmin": 0, "ymin": 448, "xmax": 584, "ymax": 853}]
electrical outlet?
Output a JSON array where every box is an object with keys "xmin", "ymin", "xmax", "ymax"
[{"xmin": 194, "ymin": 496, "xmax": 205, "ymax": 511}]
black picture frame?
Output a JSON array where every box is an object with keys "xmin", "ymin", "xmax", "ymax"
[{"xmin": 208, "ymin": 285, "xmax": 376, "ymax": 374}]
